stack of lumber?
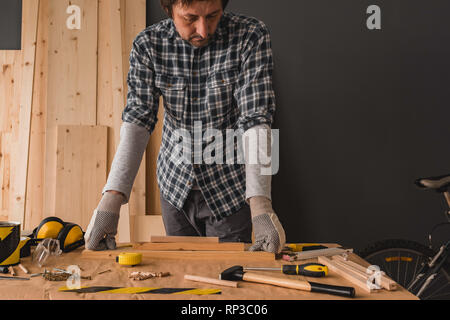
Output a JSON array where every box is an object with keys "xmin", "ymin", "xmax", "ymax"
[
  {"xmin": 0, "ymin": 0, "xmax": 164, "ymax": 242},
  {"xmin": 318, "ymin": 255, "xmax": 397, "ymax": 293},
  {"xmin": 82, "ymin": 236, "xmax": 276, "ymax": 261}
]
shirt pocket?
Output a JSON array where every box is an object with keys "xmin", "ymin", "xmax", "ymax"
[
  {"xmin": 206, "ymin": 69, "xmax": 238, "ymax": 127},
  {"xmin": 155, "ymin": 74, "xmax": 187, "ymax": 121}
]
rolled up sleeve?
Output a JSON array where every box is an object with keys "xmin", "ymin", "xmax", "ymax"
[
  {"xmin": 122, "ymin": 35, "xmax": 161, "ymax": 134},
  {"xmin": 235, "ymin": 24, "xmax": 276, "ymax": 132}
]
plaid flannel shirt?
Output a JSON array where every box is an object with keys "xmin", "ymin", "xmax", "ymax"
[{"xmin": 122, "ymin": 12, "xmax": 276, "ymax": 220}]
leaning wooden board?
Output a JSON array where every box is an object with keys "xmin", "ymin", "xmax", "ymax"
[
  {"xmin": 44, "ymin": 0, "xmax": 98, "ymax": 219},
  {"xmin": 54, "ymin": 125, "xmax": 107, "ymax": 230}
]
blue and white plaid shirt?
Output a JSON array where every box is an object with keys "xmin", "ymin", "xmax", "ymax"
[{"xmin": 122, "ymin": 12, "xmax": 276, "ymax": 220}]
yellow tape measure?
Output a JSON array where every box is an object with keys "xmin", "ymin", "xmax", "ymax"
[{"xmin": 115, "ymin": 253, "xmax": 142, "ymax": 266}]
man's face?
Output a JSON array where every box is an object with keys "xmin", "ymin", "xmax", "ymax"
[{"xmin": 171, "ymin": 0, "xmax": 223, "ymax": 47}]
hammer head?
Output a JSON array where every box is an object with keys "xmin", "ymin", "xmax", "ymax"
[{"xmin": 220, "ymin": 265, "xmax": 245, "ymax": 281}]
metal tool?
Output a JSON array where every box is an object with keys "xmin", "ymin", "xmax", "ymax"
[
  {"xmin": 220, "ymin": 265, "xmax": 355, "ymax": 298},
  {"xmin": 0, "ymin": 275, "xmax": 30, "ymax": 280},
  {"xmin": 284, "ymin": 244, "xmax": 328, "ymax": 252},
  {"xmin": 244, "ymin": 263, "xmax": 328, "ymax": 277}
]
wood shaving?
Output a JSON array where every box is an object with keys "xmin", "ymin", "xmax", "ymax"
[
  {"xmin": 42, "ymin": 269, "xmax": 92, "ymax": 281},
  {"xmin": 129, "ymin": 271, "xmax": 171, "ymax": 281}
]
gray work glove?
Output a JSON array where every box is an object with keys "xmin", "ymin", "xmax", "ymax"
[
  {"xmin": 84, "ymin": 192, "xmax": 124, "ymax": 251},
  {"xmin": 248, "ymin": 196, "xmax": 286, "ymax": 253}
]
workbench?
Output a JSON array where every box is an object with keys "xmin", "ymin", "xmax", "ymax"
[{"xmin": 0, "ymin": 243, "xmax": 418, "ymax": 301}]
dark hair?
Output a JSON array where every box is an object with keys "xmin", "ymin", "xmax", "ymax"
[{"xmin": 160, "ymin": 0, "xmax": 229, "ymax": 17}]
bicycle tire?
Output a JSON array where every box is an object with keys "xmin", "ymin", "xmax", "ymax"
[{"xmin": 357, "ymin": 239, "xmax": 450, "ymax": 300}]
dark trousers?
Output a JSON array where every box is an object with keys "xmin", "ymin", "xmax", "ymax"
[{"xmin": 160, "ymin": 189, "xmax": 252, "ymax": 243}]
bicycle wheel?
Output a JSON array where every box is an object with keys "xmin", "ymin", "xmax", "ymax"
[{"xmin": 358, "ymin": 239, "xmax": 450, "ymax": 300}]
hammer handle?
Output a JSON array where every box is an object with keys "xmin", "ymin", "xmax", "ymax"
[{"xmin": 243, "ymin": 272, "xmax": 355, "ymax": 298}]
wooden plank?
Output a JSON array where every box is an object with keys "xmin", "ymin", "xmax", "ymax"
[
  {"xmin": 0, "ymin": 51, "xmax": 17, "ymax": 133},
  {"xmin": 131, "ymin": 215, "xmax": 166, "ymax": 242},
  {"xmin": 121, "ymin": 0, "xmax": 146, "ymax": 218},
  {"xmin": 318, "ymin": 256, "xmax": 375, "ymax": 294},
  {"xmin": 146, "ymin": 97, "xmax": 164, "ymax": 215},
  {"xmin": 10, "ymin": 0, "xmax": 40, "ymax": 227},
  {"xmin": 132, "ymin": 242, "xmax": 247, "ymax": 251},
  {"xmin": 0, "ymin": 134, "xmax": 3, "ymax": 217},
  {"xmin": 332, "ymin": 255, "xmax": 397, "ymax": 291},
  {"xmin": 107, "ymin": 0, "xmax": 131, "ymax": 243},
  {"xmin": 150, "ymin": 236, "xmax": 219, "ymax": 243},
  {"xmin": 284, "ymin": 247, "xmax": 353, "ymax": 261},
  {"xmin": 0, "ymin": 134, "xmax": 12, "ymax": 217},
  {"xmin": 96, "ymin": 0, "xmax": 115, "ymax": 171},
  {"xmin": 1, "ymin": 152, "xmax": 11, "ymax": 215},
  {"xmin": 24, "ymin": 0, "xmax": 49, "ymax": 230},
  {"xmin": 81, "ymin": 248, "xmax": 276, "ymax": 261},
  {"xmin": 54, "ymin": 125, "xmax": 107, "ymax": 229},
  {"xmin": 44, "ymin": 0, "xmax": 98, "ymax": 218}
]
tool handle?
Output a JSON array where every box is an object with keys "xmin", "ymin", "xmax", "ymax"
[
  {"xmin": 243, "ymin": 272, "xmax": 311, "ymax": 291},
  {"xmin": 282, "ymin": 263, "xmax": 328, "ymax": 277},
  {"xmin": 243, "ymin": 272, "xmax": 355, "ymax": 298},
  {"xmin": 309, "ymin": 281, "xmax": 355, "ymax": 298}
]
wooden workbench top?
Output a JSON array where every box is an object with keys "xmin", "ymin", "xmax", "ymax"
[{"xmin": 0, "ymin": 244, "xmax": 418, "ymax": 301}]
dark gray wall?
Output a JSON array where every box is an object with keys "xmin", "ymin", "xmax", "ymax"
[
  {"xmin": 0, "ymin": 0, "xmax": 22, "ymax": 50},
  {"xmin": 148, "ymin": 0, "xmax": 450, "ymax": 251}
]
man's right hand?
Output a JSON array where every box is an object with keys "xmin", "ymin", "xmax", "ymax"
[{"xmin": 84, "ymin": 191, "xmax": 124, "ymax": 251}]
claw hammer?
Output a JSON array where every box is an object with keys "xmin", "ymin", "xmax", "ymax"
[{"xmin": 220, "ymin": 265, "xmax": 355, "ymax": 298}]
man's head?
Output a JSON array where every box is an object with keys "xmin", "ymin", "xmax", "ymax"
[{"xmin": 160, "ymin": 0, "xmax": 229, "ymax": 47}]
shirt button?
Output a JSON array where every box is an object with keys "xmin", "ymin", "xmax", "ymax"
[
  {"xmin": 193, "ymin": 72, "xmax": 198, "ymax": 76},
  {"xmin": 193, "ymin": 97, "xmax": 198, "ymax": 101},
  {"xmin": 187, "ymin": 182, "xmax": 192, "ymax": 186}
]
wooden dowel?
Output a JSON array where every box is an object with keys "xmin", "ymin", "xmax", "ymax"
[
  {"xmin": 18, "ymin": 264, "xmax": 29, "ymax": 274},
  {"xmin": 332, "ymin": 255, "xmax": 397, "ymax": 291},
  {"xmin": 8, "ymin": 266, "xmax": 15, "ymax": 276},
  {"xmin": 318, "ymin": 256, "xmax": 375, "ymax": 293},
  {"xmin": 184, "ymin": 274, "xmax": 239, "ymax": 288}
]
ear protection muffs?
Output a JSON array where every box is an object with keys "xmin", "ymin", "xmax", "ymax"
[
  {"xmin": 57, "ymin": 223, "xmax": 85, "ymax": 253},
  {"xmin": 31, "ymin": 217, "xmax": 85, "ymax": 253},
  {"xmin": 33, "ymin": 217, "xmax": 65, "ymax": 240}
]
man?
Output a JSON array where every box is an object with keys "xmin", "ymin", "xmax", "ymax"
[{"xmin": 84, "ymin": 0, "xmax": 286, "ymax": 253}]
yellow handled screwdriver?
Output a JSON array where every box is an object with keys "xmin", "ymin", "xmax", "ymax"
[{"xmin": 244, "ymin": 263, "xmax": 328, "ymax": 278}]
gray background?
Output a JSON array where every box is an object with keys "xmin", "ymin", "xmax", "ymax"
[
  {"xmin": 147, "ymin": 0, "xmax": 450, "ymax": 251},
  {"xmin": 0, "ymin": 0, "xmax": 22, "ymax": 50}
]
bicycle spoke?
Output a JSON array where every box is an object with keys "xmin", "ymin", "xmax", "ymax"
[
  {"xmin": 407, "ymin": 254, "xmax": 421, "ymax": 289},
  {"xmin": 421, "ymin": 279, "xmax": 449, "ymax": 300},
  {"xmin": 403, "ymin": 254, "xmax": 409, "ymax": 288}
]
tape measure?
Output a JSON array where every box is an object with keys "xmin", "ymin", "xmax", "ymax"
[{"xmin": 115, "ymin": 253, "xmax": 142, "ymax": 266}]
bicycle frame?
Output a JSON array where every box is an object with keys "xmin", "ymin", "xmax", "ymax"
[
  {"xmin": 407, "ymin": 191, "xmax": 450, "ymax": 298},
  {"xmin": 408, "ymin": 240, "xmax": 450, "ymax": 298}
]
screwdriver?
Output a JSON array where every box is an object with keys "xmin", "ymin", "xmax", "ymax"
[{"xmin": 244, "ymin": 263, "xmax": 328, "ymax": 278}]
